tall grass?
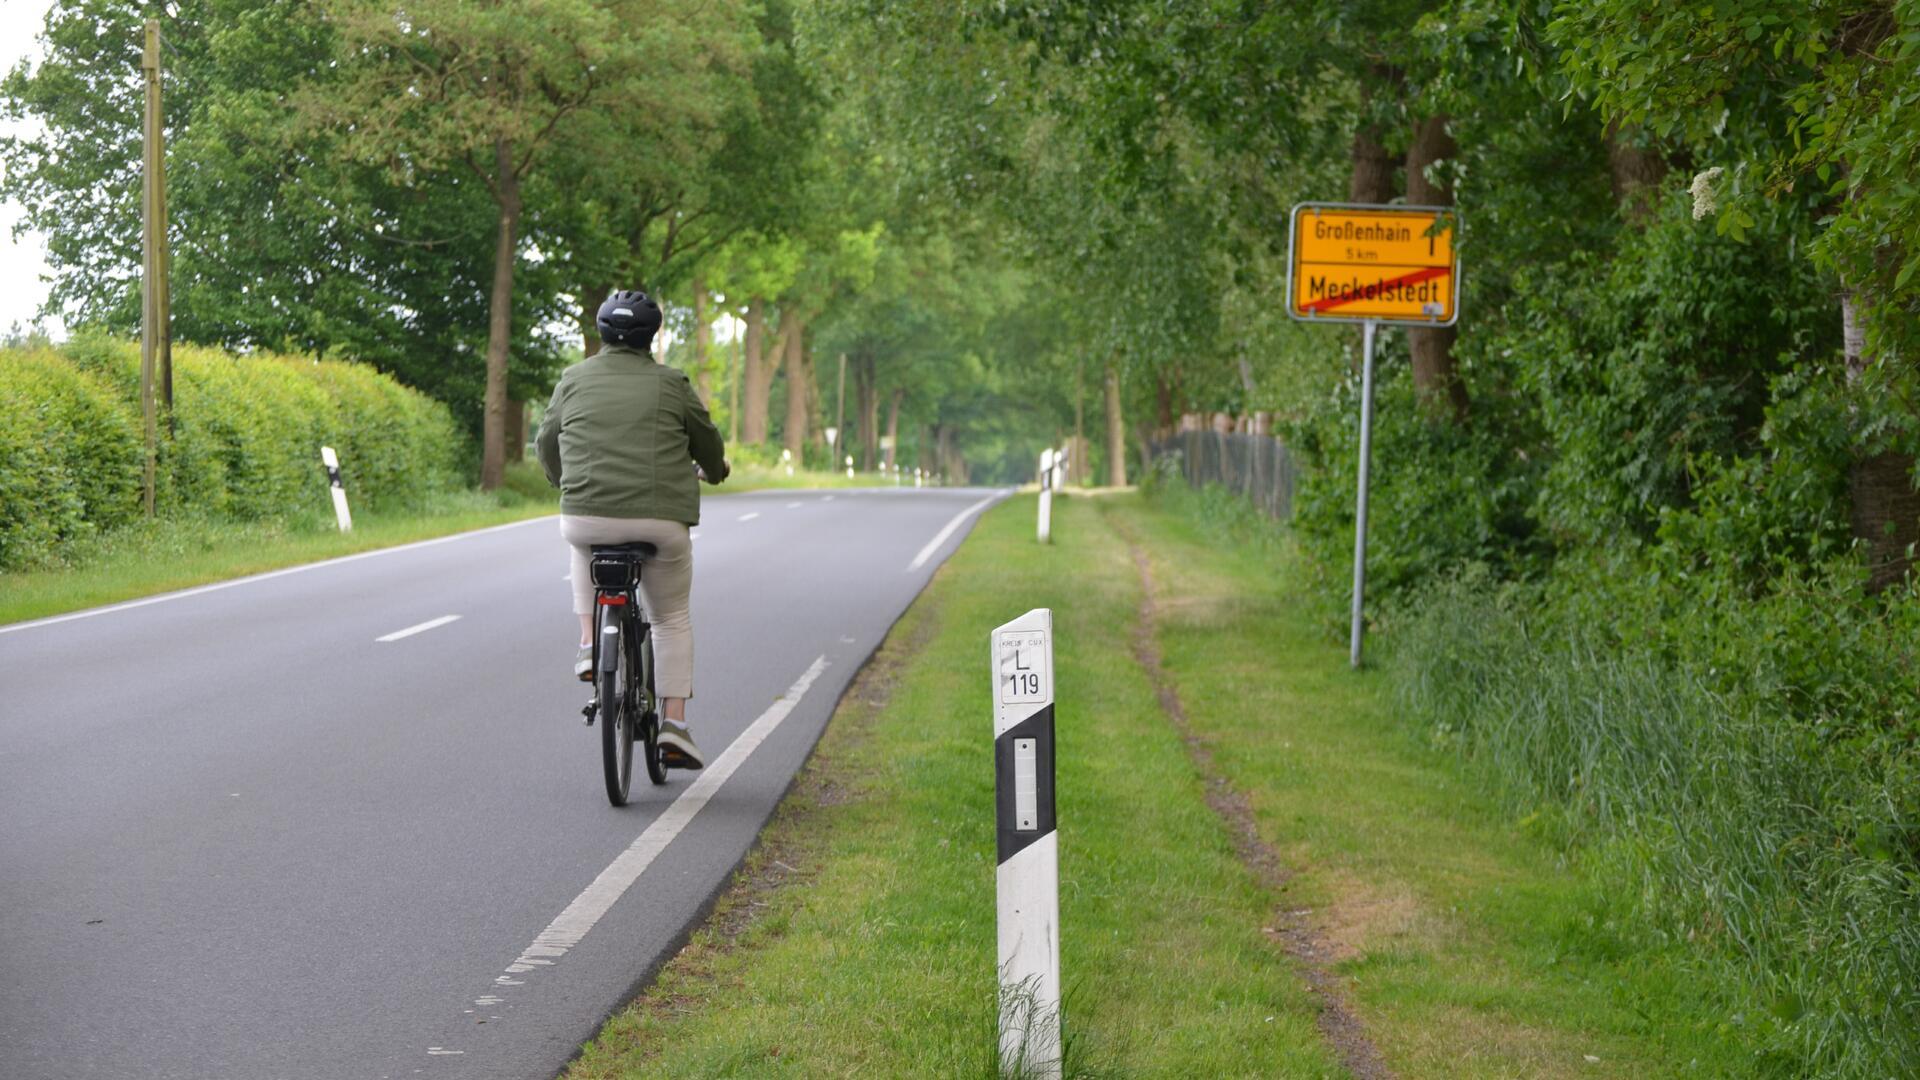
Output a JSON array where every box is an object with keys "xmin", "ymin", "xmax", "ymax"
[{"xmin": 1394, "ymin": 579, "xmax": 1920, "ymax": 1078}]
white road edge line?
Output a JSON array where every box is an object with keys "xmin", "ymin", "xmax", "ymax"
[
  {"xmin": 375, "ymin": 615, "xmax": 461, "ymax": 643},
  {"xmin": 906, "ymin": 493, "xmax": 1002, "ymax": 572},
  {"xmin": 0, "ymin": 515, "xmax": 557, "ymax": 637},
  {"xmin": 493, "ymin": 655, "xmax": 831, "ymax": 988},
  {"xmin": 738, "ymin": 511, "xmax": 761, "ymax": 522}
]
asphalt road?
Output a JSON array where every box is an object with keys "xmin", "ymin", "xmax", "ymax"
[{"xmin": 0, "ymin": 486, "xmax": 1003, "ymax": 1080}]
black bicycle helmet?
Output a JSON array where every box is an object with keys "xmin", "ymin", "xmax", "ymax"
[{"xmin": 596, "ymin": 289, "xmax": 663, "ymax": 347}]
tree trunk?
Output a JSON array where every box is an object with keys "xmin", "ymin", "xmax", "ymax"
[
  {"xmin": 1105, "ymin": 363, "xmax": 1127, "ymax": 487},
  {"xmin": 1843, "ymin": 292, "xmax": 1919, "ymax": 589},
  {"xmin": 1406, "ymin": 114, "xmax": 1469, "ymax": 422},
  {"xmin": 936, "ymin": 424, "xmax": 964, "ymax": 485},
  {"xmin": 857, "ymin": 356, "xmax": 879, "ymax": 471},
  {"xmin": 1604, "ymin": 120, "xmax": 1667, "ymax": 224},
  {"xmin": 504, "ymin": 398, "xmax": 526, "ymax": 463},
  {"xmin": 578, "ymin": 286, "xmax": 607, "ymax": 358},
  {"xmin": 480, "ymin": 140, "xmax": 519, "ymax": 492},
  {"xmin": 1152, "ymin": 370, "xmax": 1175, "ymax": 439},
  {"xmin": 884, "ymin": 388, "xmax": 904, "ymax": 470},
  {"xmin": 1073, "ymin": 365, "xmax": 1088, "ymax": 486},
  {"xmin": 727, "ymin": 329, "xmax": 741, "ymax": 444},
  {"xmin": 741, "ymin": 298, "xmax": 772, "ymax": 443},
  {"xmin": 692, "ymin": 278, "xmax": 712, "ymax": 404},
  {"xmin": 781, "ymin": 312, "xmax": 810, "ymax": 461},
  {"xmin": 1349, "ymin": 125, "xmax": 1396, "ymax": 204}
]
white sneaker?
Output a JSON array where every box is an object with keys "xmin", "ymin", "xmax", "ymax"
[
  {"xmin": 574, "ymin": 645, "xmax": 593, "ymax": 682},
  {"xmin": 657, "ymin": 719, "xmax": 705, "ymax": 770}
]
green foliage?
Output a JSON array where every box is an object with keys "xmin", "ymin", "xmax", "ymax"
[
  {"xmin": 1511, "ymin": 196, "xmax": 1837, "ymax": 544},
  {"xmin": 1394, "ymin": 565, "xmax": 1920, "ymax": 1076},
  {"xmin": 0, "ymin": 348, "xmax": 142, "ymax": 566},
  {"xmin": 0, "ymin": 338, "xmax": 462, "ymax": 570},
  {"xmin": 1284, "ymin": 348, "xmax": 1546, "ymax": 616}
]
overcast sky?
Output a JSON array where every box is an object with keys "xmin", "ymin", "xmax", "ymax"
[{"xmin": 2, "ymin": 0, "xmax": 59, "ymax": 338}]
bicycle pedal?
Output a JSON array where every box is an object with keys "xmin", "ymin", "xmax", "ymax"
[{"xmin": 581, "ymin": 701, "xmax": 597, "ymax": 726}]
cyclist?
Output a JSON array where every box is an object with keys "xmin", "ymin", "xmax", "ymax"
[{"xmin": 535, "ymin": 289, "xmax": 728, "ymax": 769}]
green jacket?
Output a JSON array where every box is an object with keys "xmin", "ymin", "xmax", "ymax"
[{"xmin": 535, "ymin": 345, "xmax": 726, "ymax": 524}]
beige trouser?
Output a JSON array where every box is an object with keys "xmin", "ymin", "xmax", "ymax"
[{"xmin": 560, "ymin": 515, "xmax": 694, "ymax": 700}]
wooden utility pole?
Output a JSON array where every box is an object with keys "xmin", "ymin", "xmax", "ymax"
[{"xmin": 140, "ymin": 19, "xmax": 171, "ymax": 515}]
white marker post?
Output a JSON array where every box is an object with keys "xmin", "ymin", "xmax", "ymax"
[
  {"xmin": 319, "ymin": 446, "xmax": 352, "ymax": 532},
  {"xmin": 846, "ymin": 454, "xmax": 855, "ymax": 480},
  {"xmin": 992, "ymin": 609, "xmax": 1060, "ymax": 1078},
  {"xmin": 1036, "ymin": 449, "xmax": 1054, "ymax": 545},
  {"xmin": 782, "ymin": 447, "xmax": 793, "ymax": 477}
]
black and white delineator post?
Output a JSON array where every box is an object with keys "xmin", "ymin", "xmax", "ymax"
[
  {"xmin": 1036, "ymin": 445, "xmax": 1052, "ymax": 541},
  {"xmin": 320, "ymin": 445, "xmax": 352, "ymax": 532},
  {"xmin": 993, "ymin": 608, "xmax": 1060, "ymax": 1078}
]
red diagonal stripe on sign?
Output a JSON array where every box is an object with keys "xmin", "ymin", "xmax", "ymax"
[{"xmin": 1302, "ymin": 265, "xmax": 1450, "ymax": 313}]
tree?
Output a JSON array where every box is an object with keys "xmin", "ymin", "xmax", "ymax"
[
  {"xmin": 1551, "ymin": 0, "xmax": 1920, "ymax": 586},
  {"xmin": 302, "ymin": 0, "xmax": 747, "ymax": 489},
  {"xmin": 0, "ymin": 0, "xmax": 570, "ymax": 429}
]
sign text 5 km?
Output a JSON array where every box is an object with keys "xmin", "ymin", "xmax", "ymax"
[{"xmin": 1286, "ymin": 202, "xmax": 1459, "ymax": 327}]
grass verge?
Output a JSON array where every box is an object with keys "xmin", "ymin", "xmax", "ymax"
[
  {"xmin": 567, "ymin": 493, "xmax": 1336, "ymax": 1077},
  {"xmin": 1111, "ymin": 489, "xmax": 1749, "ymax": 1077},
  {"xmin": 566, "ymin": 491, "xmax": 1754, "ymax": 1077}
]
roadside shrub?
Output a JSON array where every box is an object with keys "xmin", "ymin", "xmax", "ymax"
[
  {"xmin": 0, "ymin": 348, "xmax": 143, "ymax": 567},
  {"xmin": 0, "ymin": 337, "xmax": 464, "ymax": 570},
  {"xmin": 1283, "ymin": 350, "xmax": 1546, "ymax": 625}
]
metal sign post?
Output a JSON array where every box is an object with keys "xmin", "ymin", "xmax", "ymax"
[
  {"xmin": 992, "ymin": 608, "xmax": 1059, "ymax": 1078},
  {"xmin": 1350, "ymin": 322, "xmax": 1376, "ymax": 668},
  {"xmin": 1284, "ymin": 202, "xmax": 1461, "ymax": 669}
]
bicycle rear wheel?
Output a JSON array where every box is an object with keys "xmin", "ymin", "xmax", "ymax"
[
  {"xmin": 598, "ymin": 607, "xmax": 634, "ymax": 806},
  {"xmin": 639, "ymin": 631, "xmax": 666, "ymax": 786}
]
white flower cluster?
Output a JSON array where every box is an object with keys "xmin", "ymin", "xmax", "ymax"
[{"xmin": 1690, "ymin": 167, "xmax": 1725, "ymax": 220}]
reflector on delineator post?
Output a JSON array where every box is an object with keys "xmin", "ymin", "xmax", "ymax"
[{"xmin": 993, "ymin": 608, "xmax": 1059, "ymax": 1078}]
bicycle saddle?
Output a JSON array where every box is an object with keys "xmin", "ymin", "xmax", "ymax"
[{"xmin": 591, "ymin": 542, "xmax": 657, "ymax": 560}]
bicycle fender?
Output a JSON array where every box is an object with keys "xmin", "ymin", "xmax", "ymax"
[{"xmin": 599, "ymin": 622, "xmax": 621, "ymax": 674}]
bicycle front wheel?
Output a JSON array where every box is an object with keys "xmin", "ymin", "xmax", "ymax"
[{"xmin": 599, "ymin": 609, "xmax": 634, "ymax": 806}]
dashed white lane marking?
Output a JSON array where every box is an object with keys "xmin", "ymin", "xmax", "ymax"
[
  {"xmin": 375, "ymin": 614, "xmax": 461, "ymax": 642},
  {"xmin": 821, "ymin": 495, "xmax": 836, "ymax": 502},
  {"xmin": 490, "ymin": 656, "xmax": 830, "ymax": 994},
  {"xmin": 738, "ymin": 512, "xmax": 761, "ymax": 522},
  {"xmin": 785, "ymin": 501, "xmax": 803, "ymax": 509},
  {"xmin": 690, "ymin": 530, "xmax": 701, "ymax": 540},
  {"xmin": 907, "ymin": 493, "xmax": 1002, "ymax": 571},
  {"xmin": 0, "ymin": 515, "xmax": 554, "ymax": 637}
]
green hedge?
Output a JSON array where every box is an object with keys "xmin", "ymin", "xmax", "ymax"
[{"xmin": 0, "ymin": 337, "xmax": 464, "ymax": 569}]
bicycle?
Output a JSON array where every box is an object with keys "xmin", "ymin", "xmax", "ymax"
[{"xmin": 581, "ymin": 542, "xmax": 668, "ymax": 805}]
